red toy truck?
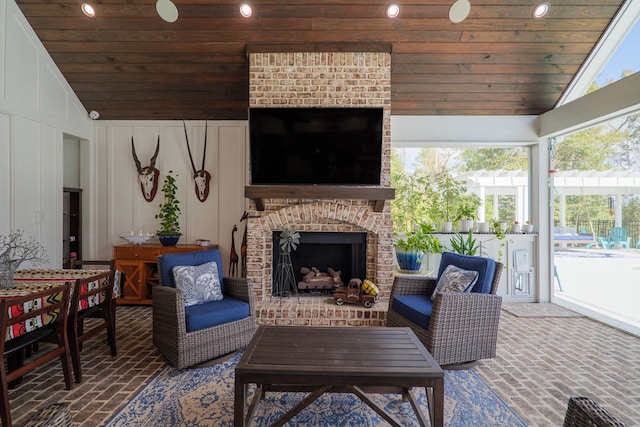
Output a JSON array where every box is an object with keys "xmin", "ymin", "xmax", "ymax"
[{"xmin": 333, "ymin": 278, "xmax": 378, "ymax": 308}]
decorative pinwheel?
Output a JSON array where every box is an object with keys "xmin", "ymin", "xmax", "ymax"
[{"xmin": 279, "ymin": 229, "xmax": 300, "ymax": 253}]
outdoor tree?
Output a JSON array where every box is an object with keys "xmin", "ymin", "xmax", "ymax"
[{"xmin": 458, "ymin": 147, "xmax": 528, "ymax": 172}]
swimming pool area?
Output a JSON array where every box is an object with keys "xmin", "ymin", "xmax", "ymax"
[{"xmin": 553, "ymin": 247, "xmax": 640, "ymax": 336}]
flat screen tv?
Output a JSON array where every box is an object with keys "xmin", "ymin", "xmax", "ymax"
[{"xmin": 249, "ymin": 107, "xmax": 383, "ymax": 185}]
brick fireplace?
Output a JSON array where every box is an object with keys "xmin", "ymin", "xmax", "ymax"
[{"xmin": 245, "ymin": 46, "xmax": 394, "ymax": 326}]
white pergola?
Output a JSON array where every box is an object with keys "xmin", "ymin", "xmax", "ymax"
[{"xmin": 457, "ymin": 170, "xmax": 640, "ymax": 227}]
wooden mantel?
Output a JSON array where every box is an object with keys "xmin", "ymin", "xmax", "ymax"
[{"xmin": 245, "ymin": 185, "xmax": 395, "ymax": 212}]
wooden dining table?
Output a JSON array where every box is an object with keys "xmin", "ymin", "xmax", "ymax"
[
  {"xmin": 13, "ymin": 268, "xmax": 120, "ymax": 298},
  {"xmin": 3, "ymin": 268, "xmax": 117, "ymax": 340}
]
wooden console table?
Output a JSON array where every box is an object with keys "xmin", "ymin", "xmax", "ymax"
[{"xmin": 113, "ymin": 243, "xmax": 217, "ymax": 305}]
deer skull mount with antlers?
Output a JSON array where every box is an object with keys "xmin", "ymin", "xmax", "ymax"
[
  {"xmin": 131, "ymin": 136, "xmax": 160, "ymax": 202},
  {"xmin": 183, "ymin": 120, "xmax": 211, "ymax": 202}
]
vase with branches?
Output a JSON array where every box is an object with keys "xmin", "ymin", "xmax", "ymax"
[{"xmin": 0, "ymin": 230, "xmax": 48, "ymax": 287}]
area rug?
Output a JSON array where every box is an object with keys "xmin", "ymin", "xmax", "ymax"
[
  {"xmin": 502, "ymin": 303, "xmax": 584, "ymax": 318},
  {"xmin": 105, "ymin": 352, "xmax": 527, "ymax": 427}
]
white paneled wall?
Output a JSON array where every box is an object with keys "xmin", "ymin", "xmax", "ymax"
[
  {"xmin": 95, "ymin": 121, "xmax": 248, "ymax": 264},
  {"xmin": 5, "ymin": 7, "xmax": 39, "ymax": 111},
  {"xmin": 0, "ymin": 113, "xmax": 10, "ymax": 228},
  {"xmin": 1, "ymin": 0, "xmax": 92, "ymax": 268}
]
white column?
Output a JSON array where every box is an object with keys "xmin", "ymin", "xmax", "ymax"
[
  {"xmin": 516, "ymin": 185, "xmax": 525, "ymax": 224},
  {"xmin": 615, "ymin": 195, "xmax": 623, "ymax": 227},
  {"xmin": 559, "ymin": 194, "xmax": 566, "ymax": 227},
  {"xmin": 478, "ymin": 186, "xmax": 486, "ymax": 222}
]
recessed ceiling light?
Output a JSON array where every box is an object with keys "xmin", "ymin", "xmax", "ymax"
[
  {"xmin": 533, "ymin": 2, "xmax": 550, "ymax": 19},
  {"xmin": 81, "ymin": 3, "xmax": 96, "ymax": 18},
  {"xmin": 156, "ymin": 0, "xmax": 179, "ymax": 23},
  {"xmin": 240, "ymin": 3, "xmax": 253, "ymax": 18},
  {"xmin": 449, "ymin": 0, "xmax": 471, "ymax": 24},
  {"xmin": 386, "ymin": 4, "xmax": 400, "ymax": 19}
]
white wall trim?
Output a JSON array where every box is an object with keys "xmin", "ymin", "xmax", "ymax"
[{"xmin": 391, "ymin": 115, "xmax": 539, "ymax": 147}]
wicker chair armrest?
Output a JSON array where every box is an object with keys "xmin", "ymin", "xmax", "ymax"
[
  {"xmin": 389, "ymin": 275, "xmax": 437, "ymax": 299},
  {"xmin": 222, "ymin": 277, "xmax": 256, "ymax": 316},
  {"xmin": 426, "ymin": 292, "xmax": 502, "ymax": 363},
  {"xmin": 564, "ymin": 396, "xmax": 627, "ymax": 427},
  {"xmin": 152, "ymin": 285, "xmax": 187, "ymax": 334},
  {"xmin": 430, "ymin": 292, "xmax": 502, "ymax": 326}
]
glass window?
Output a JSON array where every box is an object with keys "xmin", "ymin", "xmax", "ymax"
[
  {"xmin": 391, "ymin": 147, "xmax": 530, "ymax": 233},
  {"xmin": 592, "ymin": 20, "xmax": 640, "ymax": 90},
  {"xmin": 551, "ymin": 110, "xmax": 640, "ymax": 336}
]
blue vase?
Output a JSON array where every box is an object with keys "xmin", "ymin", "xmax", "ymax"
[
  {"xmin": 395, "ymin": 248, "xmax": 424, "ymax": 272},
  {"xmin": 158, "ymin": 235, "xmax": 180, "ymax": 246}
]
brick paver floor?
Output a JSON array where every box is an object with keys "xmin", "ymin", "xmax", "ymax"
[{"xmin": 8, "ymin": 305, "xmax": 640, "ymax": 426}]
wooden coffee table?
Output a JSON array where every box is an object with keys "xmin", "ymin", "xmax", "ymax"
[{"xmin": 234, "ymin": 325, "xmax": 444, "ymax": 427}]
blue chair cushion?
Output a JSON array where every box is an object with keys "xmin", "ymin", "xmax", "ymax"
[
  {"xmin": 437, "ymin": 252, "xmax": 496, "ymax": 294},
  {"xmin": 391, "ymin": 295, "xmax": 433, "ymax": 329},
  {"xmin": 158, "ymin": 248, "xmax": 224, "ymax": 291},
  {"xmin": 184, "ymin": 296, "xmax": 250, "ymax": 332}
]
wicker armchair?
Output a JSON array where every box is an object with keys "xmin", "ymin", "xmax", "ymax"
[
  {"xmin": 153, "ymin": 248, "xmax": 256, "ymax": 369},
  {"xmin": 387, "ymin": 252, "xmax": 503, "ymax": 368},
  {"xmin": 563, "ymin": 396, "xmax": 627, "ymax": 427}
]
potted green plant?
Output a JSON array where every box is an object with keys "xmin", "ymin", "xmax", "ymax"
[
  {"xmin": 429, "ymin": 171, "xmax": 478, "ymax": 233},
  {"xmin": 480, "ymin": 219, "xmax": 509, "ymax": 262},
  {"xmin": 455, "ymin": 193, "xmax": 481, "ymax": 232},
  {"xmin": 449, "ymin": 230, "xmax": 479, "ymax": 256},
  {"xmin": 394, "ymin": 223, "xmax": 444, "ymax": 272},
  {"xmin": 156, "ymin": 171, "xmax": 181, "ymax": 246}
]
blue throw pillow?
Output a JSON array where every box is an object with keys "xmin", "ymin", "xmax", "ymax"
[
  {"xmin": 173, "ymin": 261, "xmax": 223, "ymax": 307},
  {"xmin": 431, "ymin": 264, "xmax": 478, "ymax": 301}
]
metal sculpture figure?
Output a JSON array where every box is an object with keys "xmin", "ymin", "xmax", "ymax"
[
  {"xmin": 240, "ymin": 211, "xmax": 249, "ymax": 278},
  {"xmin": 183, "ymin": 121, "xmax": 211, "ymax": 202},
  {"xmin": 131, "ymin": 136, "xmax": 160, "ymax": 202},
  {"xmin": 229, "ymin": 224, "xmax": 239, "ymax": 277}
]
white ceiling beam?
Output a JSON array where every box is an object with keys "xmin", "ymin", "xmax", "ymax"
[
  {"xmin": 391, "ymin": 115, "xmax": 539, "ymax": 147},
  {"xmin": 537, "ymin": 72, "xmax": 640, "ymax": 138}
]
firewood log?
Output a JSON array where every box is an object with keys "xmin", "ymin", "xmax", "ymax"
[{"xmin": 327, "ymin": 267, "xmax": 342, "ymax": 283}]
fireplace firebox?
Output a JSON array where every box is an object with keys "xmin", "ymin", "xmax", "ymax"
[{"xmin": 272, "ymin": 231, "xmax": 367, "ymax": 295}]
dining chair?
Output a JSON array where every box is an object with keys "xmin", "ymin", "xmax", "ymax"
[
  {"xmin": 70, "ymin": 258, "xmax": 120, "ymax": 337},
  {"xmin": 0, "ymin": 283, "xmax": 73, "ymax": 427},
  {"xmin": 68, "ymin": 270, "xmax": 116, "ymax": 383},
  {"xmin": 71, "ymin": 258, "xmax": 115, "ymax": 270}
]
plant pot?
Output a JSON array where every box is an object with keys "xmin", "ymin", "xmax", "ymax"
[
  {"xmin": 458, "ymin": 219, "xmax": 474, "ymax": 232},
  {"xmin": 0, "ymin": 259, "xmax": 22, "ymax": 288},
  {"xmin": 476, "ymin": 222, "xmax": 490, "ymax": 233},
  {"xmin": 441, "ymin": 222, "xmax": 453, "ymax": 233},
  {"xmin": 395, "ymin": 248, "xmax": 425, "ymax": 273},
  {"xmin": 158, "ymin": 234, "xmax": 181, "ymax": 246}
]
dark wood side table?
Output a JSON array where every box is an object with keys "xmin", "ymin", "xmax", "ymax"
[
  {"xmin": 113, "ymin": 243, "xmax": 217, "ymax": 305},
  {"xmin": 234, "ymin": 325, "xmax": 444, "ymax": 427}
]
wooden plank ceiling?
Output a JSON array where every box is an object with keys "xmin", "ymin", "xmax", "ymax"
[{"xmin": 16, "ymin": 0, "xmax": 624, "ymax": 120}]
